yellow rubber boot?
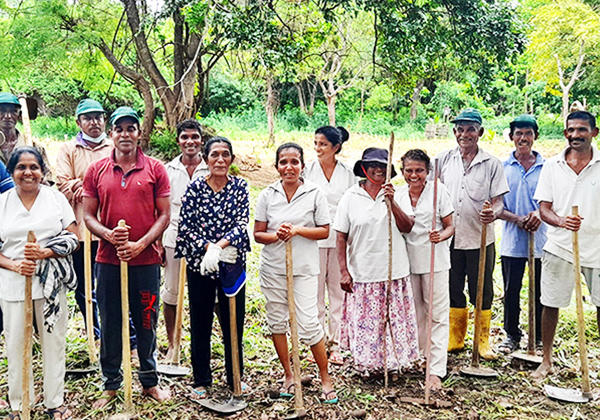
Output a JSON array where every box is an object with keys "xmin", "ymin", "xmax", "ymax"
[
  {"xmin": 478, "ymin": 309, "xmax": 498, "ymax": 360},
  {"xmin": 448, "ymin": 307, "xmax": 468, "ymax": 352}
]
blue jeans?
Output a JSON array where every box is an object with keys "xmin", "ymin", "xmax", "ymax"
[{"xmin": 96, "ymin": 263, "xmax": 160, "ymax": 390}]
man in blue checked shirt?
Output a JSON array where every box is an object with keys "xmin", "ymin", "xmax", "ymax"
[{"xmin": 497, "ymin": 115, "xmax": 546, "ymax": 354}]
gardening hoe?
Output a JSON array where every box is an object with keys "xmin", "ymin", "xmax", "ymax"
[
  {"xmin": 544, "ymin": 205, "xmax": 591, "ymax": 403},
  {"xmin": 67, "ymin": 228, "xmax": 99, "ymax": 375},
  {"xmin": 199, "ymin": 277, "xmax": 247, "ymax": 414},
  {"xmin": 157, "ymin": 258, "xmax": 191, "ymax": 376},
  {"xmin": 16, "ymin": 95, "xmax": 36, "ymax": 148},
  {"xmin": 460, "ymin": 203, "xmax": 498, "ymax": 378},
  {"xmin": 511, "ymin": 231, "xmax": 542, "ymax": 365},
  {"xmin": 21, "ymin": 231, "xmax": 36, "ymax": 420},
  {"xmin": 284, "ymin": 240, "xmax": 306, "ymax": 419},
  {"xmin": 119, "ymin": 220, "xmax": 134, "ymax": 414},
  {"xmin": 383, "ymin": 132, "xmax": 396, "ymax": 389}
]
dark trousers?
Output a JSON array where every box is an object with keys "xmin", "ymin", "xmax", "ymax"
[
  {"xmin": 501, "ymin": 256, "xmax": 542, "ymax": 342},
  {"xmin": 97, "ymin": 263, "xmax": 159, "ymax": 390},
  {"xmin": 450, "ymin": 240, "xmax": 496, "ymax": 310},
  {"xmin": 72, "ymin": 241, "xmax": 101, "ymax": 340},
  {"xmin": 188, "ymin": 267, "xmax": 245, "ymax": 389}
]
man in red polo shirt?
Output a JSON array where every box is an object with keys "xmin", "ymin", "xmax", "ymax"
[{"xmin": 83, "ymin": 107, "xmax": 171, "ymax": 407}]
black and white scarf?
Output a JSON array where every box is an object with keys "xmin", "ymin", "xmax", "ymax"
[{"xmin": 36, "ymin": 231, "xmax": 78, "ymax": 332}]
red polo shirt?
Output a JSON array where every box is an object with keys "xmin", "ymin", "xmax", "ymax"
[{"xmin": 83, "ymin": 148, "xmax": 171, "ymax": 266}]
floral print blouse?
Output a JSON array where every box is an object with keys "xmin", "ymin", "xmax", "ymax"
[{"xmin": 175, "ymin": 176, "xmax": 251, "ymax": 274}]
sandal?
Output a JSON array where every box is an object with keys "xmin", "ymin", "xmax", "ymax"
[
  {"xmin": 188, "ymin": 386, "xmax": 208, "ymax": 402},
  {"xmin": 497, "ymin": 337, "xmax": 519, "ymax": 355},
  {"xmin": 7, "ymin": 414, "xmax": 20, "ymax": 420},
  {"xmin": 328, "ymin": 351, "xmax": 344, "ymax": 366},
  {"xmin": 321, "ymin": 389, "xmax": 338, "ymax": 404},
  {"xmin": 279, "ymin": 383, "xmax": 295, "ymax": 398},
  {"xmin": 45, "ymin": 406, "xmax": 72, "ymax": 420}
]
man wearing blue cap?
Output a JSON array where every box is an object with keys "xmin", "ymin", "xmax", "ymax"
[
  {"xmin": 83, "ymin": 106, "xmax": 171, "ymax": 406},
  {"xmin": 436, "ymin": 108, "xmax": 509, "ymax": 359},
  {"xmin": 497, "ymin": 115, "xmax": 546, "ymax": 354},
  {"xmin": 55, "ymin": 99, "xmax": 113, "ymax": 342}
]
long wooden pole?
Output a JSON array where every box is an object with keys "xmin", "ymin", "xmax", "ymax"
[
  {"xmin": 571, "ymin": 206, "xmax": 591, "ymax": 397},
  {"xmin": 17, "ymin": 95, "xmax": 33, "ymax": 147},
  {"xmin": 471, "ymin": 203, "xmax": 490, "ymax": 369},
  {"xmin": 84, "ymin": 227, "xmax": 97, "ymax": 363},
  {"xmin": 424, "ymin": 160, "xmax": 438, "ymax": 404},
  {"xmin": 286, "ymin": 240, "xmax": 305, "ymax": 416},
  {"xmin": 527, "ymin": 232, "xmax": 536, "ymax": 356},
  {"xmin": 172, "ymin": 258, "xmax": 187, "ymax": 365},
  {"xmin": 383, "ymin": 132, "xmax": 395, "ymax": 389},
  {"xmin": 21, "ymin": 231, "xmax": 36, "ymax": 420},
  {"xmin": 229, "ymin": 296, "xmax": 242, "ymax": 397},
  {"xmin": 118, "ymin": 220, "xmax": 133, "ymax": 412}
]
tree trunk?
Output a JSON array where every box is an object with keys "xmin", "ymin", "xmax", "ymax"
[
  {"xmin": 307, "ymin": 79, "xmax": 317, "ymax": 117},
  {"xmin": 326, "ymin": 94, "xmax": 336, "ymax": 126},
  {"xmin": 266, "ymin": 74, "xmax": 277, "ymax": 147},
  {"xmin": 297, "ymin": 82, "xmax": 307, "ymax": 115},
  {"xmin": 410, "ymin": 79, "xmax": 424, "ymax": 121}
]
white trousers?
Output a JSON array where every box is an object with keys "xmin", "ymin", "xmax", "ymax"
[
  {"xmin": 317, "ymin": 248, "xmax": 345, "ymax": 351},
  {"xmin": 1, "ymin": 291, "xmax": 67, "ymax": 411},
  {"xmin": 410, "ymin": 271, "xmax": 450, "ymax": 378},
  {"xmin": 161, "ymin": 246, "xmax": 181, "ymax": 306}
]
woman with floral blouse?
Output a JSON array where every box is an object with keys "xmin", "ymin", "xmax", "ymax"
[{"xmin": 176, "ymin": 137, "xmax": 251, "ymax": 400}]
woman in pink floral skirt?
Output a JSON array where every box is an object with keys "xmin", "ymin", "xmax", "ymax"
[{"xmin": 334, "ymin": 147, "xmax": 419, "ymax": 374}]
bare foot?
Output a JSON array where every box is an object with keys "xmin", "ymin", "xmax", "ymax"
[
  {"xmin": 164, "ymin": 346, "xmax": 175, "ymax": 363},
  {"xmin": 428, "ymin": 375, "xmax": 442, "ymax": 390},
  {"xmin": 531, "ymin": 362, "xmax": 553, "ymax": 381},
  {"xmin": 47, "ymin": 405, "xmax": 73, "ymax": 419},
  {"xmin": 92, "ymin": 390, "xmax": 117, "ymax": 410},
  {"xmin": 142, "ymin": 385, "xmax": 171, "ymax": 403}
]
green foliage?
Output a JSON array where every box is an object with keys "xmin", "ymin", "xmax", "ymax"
[
  {"xmin": 30, "ymin": 116, "xmax": 79, "ymax": 139},
  {"xmin": 149, "ymin": 128, "xmax": 180, "ymax": 161}
]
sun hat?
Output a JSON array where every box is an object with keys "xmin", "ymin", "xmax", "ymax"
[
  {"xmin": 451, "ymin": 108, "xmax": 482, "ymax": 125},
  {"xmin": 0, "ymin": 92, "xmax": 20, "ymax": 107},
  {"xmin": 353, "ymin": 147, "xmax": 397, "ymax": 178},
  {"xmin": 510, "ymin": 114, "xmax": 538, "ymax": 132},
  {"xmin": 76, "ymin": 99, "xmax": 105, "ymax": 117},
  {"xmin": 109, "ymin": 106, "xmax": 140, "ymax": 125}
]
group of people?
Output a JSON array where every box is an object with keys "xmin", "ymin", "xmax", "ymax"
[{"xmin": 0, "ymin": 89, "xmax": 598, "ymax": 419}]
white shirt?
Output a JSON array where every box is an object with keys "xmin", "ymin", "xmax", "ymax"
[
  {"xmin": 436, "ymin": 147, "xmax": 509, "ymax": 249},
  {"xmin": 303, "ymin": 160, "xmax": 357, "ymax": 248},
  {"xmin": 0, "ymin": 186, "xmax": 76, "ymax": 301},
  {"xmin": 163, "ymin": 155, "xmax": 209, "ymax": 248},
  {"xmin": 255, "ymin": 180, "xmax": 331, "ymax": 276},
  {"xmin": 333, "ymin": 183, "xmax": 414, "ymax": 283},
  {"xmin": 534, "ymin": 144, "xmax": 600, "ymax": 268},
  {"xmin": 400, "ymin": 181, "xmax": 454, "ymax": 274}
]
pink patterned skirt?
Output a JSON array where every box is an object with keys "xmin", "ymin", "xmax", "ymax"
[{"xmin": 340, "ymin": 277, "xmax": 419, "ymax": 373}]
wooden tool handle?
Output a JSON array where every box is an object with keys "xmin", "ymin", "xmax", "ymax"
[
  {"xmin": 229, "ymin": 296, "xmax": 242, "ymax": 397},
  {"xmin": 17, "ymin": 96, "xmax": 33, "ymax": 147},
  {"xmin": 21, "ymin": 231, "xmax": 36, "ymax": 420},
  {"xmin": 83, "ymin": 227, "xmax": 97, "ymax": 363},
  {"xmin": 286, "ymin": 240, "xmax": 304, "ymax": 412},
  {"xmin": 172, "ymin": 258, "xmax": 187, "ymax": 365},
  {"xmin": 118, "ymin": 220, "xmax": 133, "ymax": 411},
  {"xmin": 383, "ymin": 132, "xmax": 395, "ymax": 389},
  {"xmin": 527, "ymin": 231, "xmax": 536, "ymax": 356},
  {"xmin": 571, "ymin": 206, "xmax": 591, "ymax": 396},
  {"xmin": 471, "ymin": 202, "xmax": 490, "ymax": 368}
]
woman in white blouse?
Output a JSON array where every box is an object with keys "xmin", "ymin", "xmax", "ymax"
[
  {"xmin": 0, "ymin": 147, "xmax": 78, "ymax": 420},
  {"xmin": 303, "ymin": 126, "xmax": 356, "ymax": 365},
  {"xmin": 254, "ymin": 143, "xmax": 337, "ymax": 403},
  {"xmin": 399, "ymin": 149, "xmax": 454, "ymax": 389}
]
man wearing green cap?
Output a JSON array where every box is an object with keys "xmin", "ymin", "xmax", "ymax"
[
  {"xmin": 83, "ymin": 106, "xmax": 171, "ymax": 406},
  {"xmin": 55, "ymin": 99, "xmax": 113, "ymax": 342},
  {"xmin": 496, "ymin": 115, "xmax": 546, "ymax": 354},
  {"xmin": 436, "ymin": 108, "xmax": 509, "ymax": 359}
]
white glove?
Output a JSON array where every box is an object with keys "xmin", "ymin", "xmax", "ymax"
[
  {"xmin": 200, "ymin": 243, "xmax": 221, "ymax": 275},
  {"xmin": 219, "ymin": 246, "xmax": 238, "ymax": 264}
]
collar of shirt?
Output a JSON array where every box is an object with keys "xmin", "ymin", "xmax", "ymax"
[
  {"xmin": 167, "ymin": 153, "xmax": 208, "ymax": 175},
  {"xmin": 349, "ymin": 181, "xmax": 386, "ymax": 201},
  {"xmin": 556, "ymin": 143, "xmax": 600, "ymax": 166},
  {"xmin": 110, "ymin": 146, "xmax": 146, "ymax": 172},
  {"xmin": 270, "ymin": 178, "xmax": 318, "ymax": 202},
  {"xmin": 75, "ymin": 131, "xmax": 111, "ymax": 149},
  {"xmin": 506, "ymin": 150, "xmax": 545, "ymax": 171},
  {"xmin": 450, "ymin": 146, "xmax": 493, "ymax": 170}
]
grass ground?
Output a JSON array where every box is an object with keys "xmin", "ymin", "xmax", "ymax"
[{"xmin": 3, "ymin": 130, "xmax": 598, "ymax": 419}]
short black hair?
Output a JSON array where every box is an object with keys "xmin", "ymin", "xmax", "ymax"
[
  {"xmin": 400, "ymin": 149, "xmax": 431, "ymax": 172},
  {"xmin": 566, "ymin": 110, "xmax": 596, "ymax": 130},
  {"xmin": 176, "ymin": 119, "xmax": 203, "ymax": 138},
  {"xmin": 275, "ymin": 143, "xmax": 304, "ymax": 168},
  {"xmin": 314, "ymin": 126, "xmax": 350, "ymax": 154},
  {"xmin": 204, "ymin": 136, "xmax": 233, "ymax": 157},
  {"xmin": 7, "ymin": 146, "xmax": 46, "ymax": 175}
]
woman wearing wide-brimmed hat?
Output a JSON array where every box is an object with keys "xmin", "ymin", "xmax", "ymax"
[{"xmin": 334, "ymin": 147, "xmax": 419, "ymax": 374}]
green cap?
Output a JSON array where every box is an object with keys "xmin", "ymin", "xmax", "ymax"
[
  {"xmin": 510, "ymin": 114, "xmax": 538, "ymax": 131},
  {"xmin": 451, "ymin": 108, "xmax": 482, "ymax": 125},
  {"xmin": 0, "ymin": 92, "xmax": 20, "ymax": 107},
  {"xmin": 109, "ymin": 106, "xmax": 140, "ymax": 125},
  {"xmin": 76, "ymin": 99, "xmax": 105, "ymax": 117}
]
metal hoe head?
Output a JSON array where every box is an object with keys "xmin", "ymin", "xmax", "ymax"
[
  {"xmin": 459, "ymin": 365, "xmax": 498, "ymax": 378},
  {"xmin": 400, "ymin": 396, "xmax": 452, "ymax": 409},
  {"xmin": 510, "ymin": 351, "xmax": 542, "ymax": 365},
  {"xmin": 199, "ymin": 396, "xmax": 247, "ymax": 414},
  {"xmin": 156, "ymin": 363, "xmax": 190, "ymax": 377},
  {"xmin": 544, "ymin": 385, "xmax": 591, "ymax": 404},
  {"xmin": 284, "ymin": 408, "xmax": 307, "ymax": 419}
]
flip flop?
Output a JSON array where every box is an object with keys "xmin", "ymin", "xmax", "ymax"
[
  {"xmin": 45, "ymin": 406, "xmax": 72, "ymax": 420},
  {"xmin": 279, "ymin": 383, "xmax": 295, "ymax": 398},
  {"xmin": 321, "ymin": 389, "xmax": 338, "ymax": 404},
  {"xmin": 7, "ymin": 414, "xmax": 20, "ymax": 420},
  {"xmin": 188, "ymin": 386, "xmax": 208, "ymax": 402},
  {"xmin": 328, "ymin": 351, "xmax": 344, "ymax": 366}
]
